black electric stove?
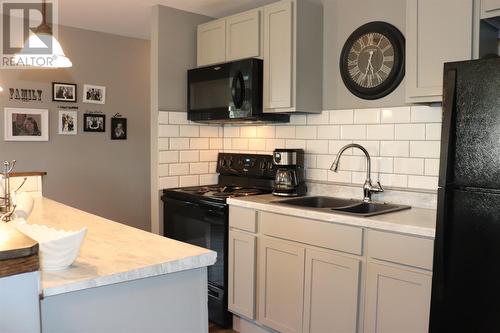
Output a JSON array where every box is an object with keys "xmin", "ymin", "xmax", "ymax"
[{"xmin": 161, "ymin": 153, "xmax": 276, "ymax": 328}]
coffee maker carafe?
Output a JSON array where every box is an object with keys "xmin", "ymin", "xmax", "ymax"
[{"xmin": 272, "ymin": 149, "xmax": 306, "ymax": 196}]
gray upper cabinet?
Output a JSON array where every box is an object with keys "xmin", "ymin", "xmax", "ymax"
[
  {"xmin": 481, "ymin": 0, "xmax": 500, "ymax": 18},
  {"xmin": 226, "ymin": 10, "xmax": 261, "ymax": 61},
  {"xmin": 406, "ymin": 0, "xmax": 474, "ymax": 103},
  {"xmin": 197, "ymin": 19, "xmax": 226, "ymax": 66},
  {"xmin": 263, "ymin": 0, "xmax": 323, "ymax": 113}
]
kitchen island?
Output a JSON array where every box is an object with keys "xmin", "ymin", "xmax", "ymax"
[{"xmin": 28, "ymin": 197, "xmax": 216, "ymax": 333}]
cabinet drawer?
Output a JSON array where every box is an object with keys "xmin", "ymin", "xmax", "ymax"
[
  {"xmin": 229, "ymin": 206, "xmax": 257, "ymax": 233},
  {"xmin": 367, "ymin": 230, "xmax": 434, "ymax": 270},
  {"xmin": 259, "ymin": 212, "xmax": 363, "ymax": 255}
]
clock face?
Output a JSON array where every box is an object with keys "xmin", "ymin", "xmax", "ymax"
[
  {"xmin": 347, "ymin": 33, "xmax": 395, "ymax": 89},
  {"xmin": 340, "ymin": 22, "xmax": 405, "ymax": 100}
]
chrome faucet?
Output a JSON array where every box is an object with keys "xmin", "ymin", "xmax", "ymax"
[{"xmin": 330, "ymin": 144, "xmax": 384, "ymax": 202}]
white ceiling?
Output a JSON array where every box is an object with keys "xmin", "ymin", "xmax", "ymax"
[{"xmin": 58, "ymin": 0, "xmax": 278, "ymax": 40}]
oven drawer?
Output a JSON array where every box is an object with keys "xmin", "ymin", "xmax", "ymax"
[
  {"xmin": 229, "ymin": 206, "xmax": 257, "ymax": 233},
  {"xmin": 259, "ymin": 212, "xmax": 363, "ymax": 255}
]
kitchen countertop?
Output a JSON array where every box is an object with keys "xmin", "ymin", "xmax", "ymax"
[
  {"xmin": 227, "ymin": 194, "xmax": 436, "ymax": 238},
  {"xmin": 26, "ymin": 197, "xmax": 216, "ymax": 297},
  {"xmin": 0, "ymin": 223, "xmax": 39, "ymax": 278}
]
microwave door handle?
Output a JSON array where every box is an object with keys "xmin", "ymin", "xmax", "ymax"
[{"xmin": 231, "ymin": 71, "xmax": 245, "ymax": 109}]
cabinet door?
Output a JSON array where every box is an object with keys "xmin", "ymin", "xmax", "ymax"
[
  {"xmin": 406, "ymin": 0, "xmax": 473, "ymax": 103},
  {"xmin": 258, "ymin": 237, "xmax": 305, "ymax": 333},
  {"xmin": 263, "ymin": 1, "xmax": 293, "ymax": 110},
  {"xmin": 303, "ymin": 249, "xmax": 360, "ymax": 333},
  {"xmin": 197, "ymin": 19, "xmax": 226, "ymax": 66},
  {"xmin": 228, "ymin": 230, "xmax": 256, "ymax": 319},
  {"xmin": 481, "ymin": 0, "xmax": 500, "ymax": 18},
  {"xmin": 364, "ymin": 262, "xmax": 432, "ymax": 333},
  {"xmin": 226, "ymin": 10, "xmax": 261, "ymax": 61}
]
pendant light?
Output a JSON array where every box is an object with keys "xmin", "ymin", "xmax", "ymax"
[{"xmin": 14, "ymin": 0, "xmax": 72, "ymax": 68}]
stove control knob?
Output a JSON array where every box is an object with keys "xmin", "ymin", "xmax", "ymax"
[
  {"xmin": 259, "ymin": 160, "xmax": 267, "ymax": 169},
  {"xmin": 227, "ymin": 159, "xmax": 233, "ymax": 167},
  {"xmin": 267, "ymin": 161, "xmax": 274, "ymax": 170},
  {"xmin": 220, "ymin": 159, "xmax": 227, "ymax": 168}
]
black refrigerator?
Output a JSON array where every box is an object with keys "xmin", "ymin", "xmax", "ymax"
[{"xmin": 430, "ymin": 57, "xmax": 500, "ymax": 332}]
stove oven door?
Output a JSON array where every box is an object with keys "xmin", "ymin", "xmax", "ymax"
[{"xmin": 162, "ymin": 196, "xmax": 231, "ymax": 327}]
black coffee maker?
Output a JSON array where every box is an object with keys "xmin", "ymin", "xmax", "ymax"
[{"xmin": 272, "ymin": 149, "xmax": 307, "ymax": 196}]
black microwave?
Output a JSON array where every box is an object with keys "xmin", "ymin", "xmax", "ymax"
[{"xmin": 187, "ymin": 58, "xmax": 289, "ymax": 124}]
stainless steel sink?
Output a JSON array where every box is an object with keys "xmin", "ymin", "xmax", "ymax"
[
  {"xmin": 331, "ymin": 201, "xmax": 410, "ymax": 217},
  {"xmin": 273, "ymin": 196, "xmax": 411, "ymax": 217},
  {"xmin": 275, "ymin": 196, "xmax": 359, "ymax": 208}
]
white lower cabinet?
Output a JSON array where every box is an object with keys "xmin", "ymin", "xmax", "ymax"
[
  {"xmin": 363, "ymin": 262, "xmax": 432, "ymax": 333},
  {"xmin": 303, "ymin": 249, "xmax": 360, "ymax": 333},
  {"xmin": 228, "ymin": 230, "xmax": 257, "ymax": 320},
  {"xmin": 258, "ymin": 237, "xmax": 305, "ymax": 333}
]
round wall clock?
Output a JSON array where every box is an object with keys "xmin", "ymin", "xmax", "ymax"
[{"xmin": 340, "ymin": 21, "xmax": 405, "ymax": 100}]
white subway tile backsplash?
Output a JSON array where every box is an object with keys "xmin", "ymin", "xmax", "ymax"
[
  {"xmin": 380, "ymin": 141, "xmax": 409, "ymax": 157},
  {"xmin": 249, "ymin": 138, "xmax": 266, "ymax": 151},
  {"xmin": 296, "ymin": 126, "xmax": 317, "ymax": 139},
  {"xmin": 158, "ymin": 112, "xmax": 169, "ymax": 124},
  {"xmin": 169, "ymin": 163, "xmax": 190, "ymax": 176},
  {"xmin": 256, "ymin": 126, "xmax": 275, "ymax": 138},
  {"xmin": 158, "ymin": 138, "xmax": 169, "ymax": 150},
  {"xmin": 285, "ymin": 139, "xmax": 307, "ymax": 150},
  {"xmin": 408, "ymin": 175, "xmax": 438, "ymax": 190},
  {"xmin": 168, "ymin": 112, "xmax": 189, "ymax": 124},
  {"xmin": 395, "ymin": 124, "xmax": 426, "ymax": 140},
  {"xmin": 306, "ymin": 140, "xmax": 329, "ymax": 154},
  {"xmin": 330, "ymin": 109, "xmax": 354, "ymax": 124},
  {"xmin": 366, "ymin": 124, "xmax": 394, "ymax": 140},
  {"xmin": 159, "ymin": 151, "xmax": 178, "ymax": 164},
  {"xmin": 411, "ymin": 105, "xmax": 442, "ymax": 123},
  {"xmin": 190, "ymin": 138, "xmax": 209, "ymax": 150},
  {"xmin": 426, "ymin": 123, "xmax": 442, "ymax": 140},
  {"xmin": 158, "ymin": 108, "xmax": 443, "ymax": 192},
  {"xmin": 276, "ymin": 126, "xmax": 296, "ymax": 138},
  {"xmin": 179, "ymin": 175, "xmax": 199, "ymax": 187},
  {"xmin": 381, "ymin": 107, "xmax": 411, "ymax": 123},
  {"xmin": 394, "ymin": 158, "xmax": 424, "ymax": 175},
  {"xmin": 199, "ymin": 174, "xmax": 218, "ymax": 186},
  {"xmin": 190, "ymin": 162, "xmax": 209, "ymax": 174},
  {"xmin": 159, "ymin": 176, "xmax": 179, "ymax": 189},
  {"xmin": 200, "ymin": 126, "xmax": 219, "ymax": 138},
  {"xmin": 199, "ymin": 150, "xmax": 219, "ymax": 162},
  {"xmin": 425, "ymin": 159, "xmax": 440, "ymax": 176},
  {"xmin": 240, "ymin": 126, "xmax": 257, "ymax": 138},
  {"xmin": 410, "ymin": 141, "xmax": 440, "ymax": 158},
  {"xmin": 159, "ymin": 125, "xmax": 179, "ymax": 138},
  {"xmin": 317, "ymin": 125, "xmax": 340, "ymax": 140},
  {"xmin": 179, "ymin": 125, "xmax": 199, "ymax": 137},
  {"xmin": 354, "ymin": 108, "xmax": 380, "ymax": 124},
  {"xmin": 170, "ymin": 138, "xmax": 190, "ymax": 150},
  {"xmin": 341, "ymin": 125, "xmax": 366, "ymax": 140},
  {"xmin": 307, "ymin": 112, "xmax": 330, "ymax": 125},
  {"xmin": 179, "ymin": 151, "xmax": 199, "ymax": 163}
]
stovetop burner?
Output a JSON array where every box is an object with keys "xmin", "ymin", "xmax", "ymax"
[{"xmin": 173, "ymin": 184, "xmax": 269, "ymax": 201}]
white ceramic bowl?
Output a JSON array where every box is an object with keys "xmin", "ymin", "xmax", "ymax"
[{"xmin": 12, "ymin": 220, "xmax": 87, "ymax": 271}]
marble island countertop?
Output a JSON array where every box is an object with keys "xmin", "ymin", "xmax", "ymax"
[
  {"xmin": 227, "ymin": 194, "xmax": 437, "ymax": 238},
  {"xmin": 26, "ymin": 197, "xmax": 216, "ymax": 297}
]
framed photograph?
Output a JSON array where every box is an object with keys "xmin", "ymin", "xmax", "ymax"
[
  {"xmin": 83, "ymin": 113, "xmax": 105, "ymax": 132},
  {"xmin": 83, "ymin": 84, "xmax": 106, "ymax": 104},
  {"xmin": 111, "ymin": 117, "xmax": 127, "ymax": 140},
  {"xmin": 58, "ymin": 110, "xmax": 78, "ymax": 135},
  {"xmin": 4, "ymin": 107, "xmax": 49, "ymax": 141},
  {"xmin": 52, "ymin": 82, "xmax": 77, "ymax": 102}
]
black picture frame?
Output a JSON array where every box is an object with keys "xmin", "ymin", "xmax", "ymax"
[
  {"xmin": 83, "ymin": 113, "xmax": 106, "ymax": 132},
  {"xmin": 52, "ymin": 82, "xmax": 77, "ymax": 102},
  {"xmin": 111, "ymin": 117, "xmax": 127, "ymax": 140},
  {"xmin": 339, "ymin": 21, "xmax": 405, "ymax": 100}
]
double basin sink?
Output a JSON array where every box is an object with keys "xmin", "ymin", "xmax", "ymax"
[{"xmin": 273, "ymin": 196, "xmax": 410, "ymax": 217}]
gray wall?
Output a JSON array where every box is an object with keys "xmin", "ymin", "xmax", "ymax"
[
  {"xmin": 0, "ymin": 25, "xmax": 151, "ymax": 231},
  {"xmin": 157, "ymin": 6, "xmax": 212, "ymax": 111},
  {"xmin": 322, "ymin": 0, "xmax": 407, "ymax": 109}
]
